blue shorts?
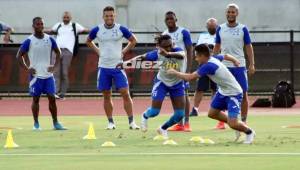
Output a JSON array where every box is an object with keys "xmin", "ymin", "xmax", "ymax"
[
  {"xmin": 29, "ymin": 75, "xmax": 56, "ymax": 97},
  {"xmin": 97, "ymin": 67, "xmax": 129, "ymax": 91},
  {"xmin": 197, "ymin": 75, "xmax": 217, "ymax": 92},
  {"xmin": 184, "ymin": 81, "xmax": 190, "ymax": 90},
  {"xmin": 211, "ymin": 92, "xmax": 243, "ymax": 119},
  {"xmin": 228, "ymin": 67, "xmax": 248, "ymax": 92},
  {"xmin": 152, "ymin": 79, "xmax": 185, "ymax": 101}
]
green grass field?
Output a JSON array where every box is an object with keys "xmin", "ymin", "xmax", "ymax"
[{"xmin": 0, "ymin": 115, "xmax": 300, "ymax": 170}]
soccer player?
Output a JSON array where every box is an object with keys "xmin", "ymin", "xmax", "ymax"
[
  {"xmin": 162, "ymin": 11, "xmax": 193, "ymax": 132},
  {"xmin": 86, "ymin": 6, "xmax": 139, "ymax": 130},
  {"xmin": 213, "ymin": 3, "xmax": 255, "ymax": 126},
  {"xmin": 120, "ymin": 34, "xmax": 186, "ymax": 139},
  {"xmin": 168, "ymin": 44, "xmax": 255, "ymax": 144},
  {"xmin": 16, "ymin": 17, "xmax": 66, "ymax": 130},
  {"xmin": 191, "ymin": 18, "xmax": 226, "ymax": 130}
]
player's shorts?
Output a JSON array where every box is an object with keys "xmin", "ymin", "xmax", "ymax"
[
  {"xmin": 29, "ymin": 75, "xmax": 55, "ymax": 97},
  {"xmin": 184, "ymin": 81, "xmax": 190, "ymax": 90},
  {"xmin": 97, "ymin": 67, "xmax": 129, "ymax": 91},
  {"xmin": 228, "ymin": 67, "xmax": 248, "ymax": 93},
  {"xmin": 196, "ymin": 75, "xmax": 217, "ymax": 92},
  {"xmin": 211, "ymin": 92, "xmax": 243, "ymax": 119},
  {"xmin": 151, "ymin": 78, "xmax": 185, "ymax": 101}
]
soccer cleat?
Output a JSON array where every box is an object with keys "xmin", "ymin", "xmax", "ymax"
[
  {"xmin": 106, "ymin": 122, "xmax": 116, "ymax": 130},
  {"xmin": 157, "ymin": 127, "xmax": 168, "ymax": 139},
  {"xmin": 129, "ymin": 121, "xmax": 140, "ymax": 130},
  {"xmin": 53, "ymin": 122, "xmax": 67, "ymax": 130},
  {"xmin": 189, "ymin": 107, "xmax": 199, "ymax": 117},
  {"xmin": 244, "ymin": 130, "xmax": 256, "ymax": 144},
  {"xmin": 54, "ymin": 94, "xmax": 61, "ymax": 99},
  {"xmin": 33, "ymin": 122, "xmax": 41, "ymax": 131},
  {"xmin": 168, "ymin": 123, "xmax": 184, "ymax": 131},
  {"xmin": 141, "ymin": 116, "xmax": 148, "ymax": 132},
  {"xmin": 58, "ymin": 94, "xmax": 66, "ymax": 100},
  {"xmin": 234, "ymin": 130, "xmax": 241, "ymax": 142},
  {"xmin": 215, "ymin": 121, "xmax": 226, "ymax": 130},
  {"xmin": 184, "ymin": 123, "xmax": 192, "ymax": 132}
]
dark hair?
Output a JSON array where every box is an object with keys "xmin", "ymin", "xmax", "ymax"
[
  {"xmin": 194, "ymin": 44, "xmax": 210, "ymax": 57},
  {"xmin": 156, "ymin": 34, "xmax": 172, "ymax": 45},
  {"xmin": 165, "ymin": 11, "xmax": 176, "ymax": 17},
  {"xmin": 103, "ymin": 6, "xmax": 115, "ymax": 13},
  {"xmin": 32, "ymin": 17, "xmax": 42, "ymax": 24}
]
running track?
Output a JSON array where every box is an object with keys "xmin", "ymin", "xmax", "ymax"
[{"xmin": 0, "ymin": 97, "xmax": 299, "ymax": 116}]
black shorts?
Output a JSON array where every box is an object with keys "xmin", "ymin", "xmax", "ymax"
[{"xmin": 196, "ymin": 76, "xmax": 217, "ymax": 92}]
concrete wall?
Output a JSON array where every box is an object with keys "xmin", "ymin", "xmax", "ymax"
[{"xmin": 1, "ymin": 0, "xmax": 299, "ymax": 42}]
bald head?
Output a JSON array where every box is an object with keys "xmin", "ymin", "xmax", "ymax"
[
  {"xmin": 62, "ymin": 11, "xmax": 72, "ymax": 24},
  {"xmin": 206, "ymin": 18, "xmax": 218, "ymax": 35}
]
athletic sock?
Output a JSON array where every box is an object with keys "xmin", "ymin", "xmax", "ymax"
[
  {"xmin": 128, "ymin": 115, "xmax": 133, "ymax": 124},
  {"xmin": 245, "ymin": 128, "xmax": 252, "ymax": 135},
  {"xmin": 241, "ymin": 115, "xmax": 247, "ymax": 122},
  {"xmin": 143, "ymin": 107, "xmax": 160, "ymax": 119},
  {"xmin": 184, "ymin": 117, "xmax": 189, "ymax": 124},
  {"xmin": 161, "ymin": 109, "xmax": 184, "ymax": 130},
  {"xmin": 108, "ymin": 117, "xmax": 114, "ymax": 124}
]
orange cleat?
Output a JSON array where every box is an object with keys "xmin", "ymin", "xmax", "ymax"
[
  {"xmin": 168, "ymin": 123, "xmax": 184, "ymax": 131},
  {"xmin": 215, "ymin": 121, "xmax": 226, "ymax": 130},
  {"xmin": 184, "ymin": 123, "xmax": 192, "ymax": 132}
]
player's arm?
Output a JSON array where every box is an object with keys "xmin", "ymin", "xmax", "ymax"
[
  {"xmin": 245, "ymin": 44, "xmax": 255, "ymax": 75},
  {"xmin": 122, "ymin": 34, "xmax": 137, "ymax": 56},
  {"xmin": 16, "ymin": 39, "xmax": 35, "ymax": 75},
  {"xmin": 182, "ymin": 29, "xmax": 193, "ymax": 72},
  {"xmin": 213, "ymin": 43, "xmax": 221, "ymax": 55},
  {"xmin": 167, "ymin": 68, "xmax": 199, "ymax": 81},
  {"xmin": 86, "ymin": 26, "xmax": 100, "ymax": 55},
  {"xmin": 116, "ymin": 50, "xmax": 155, "ymax": 69},
  {"xmin": 224, "ymin": 54, "xmax": 240, "ymax": 67},
  {"xmin": 119, "ymin": 26, "xmax": 137, "ymax": 57},
  {"xmin": 158, "ymin": 47, "xmax": 184, "ymax": 59},
  {"xmin": 212, "ymin": 27, "xmax": 221, "ymax": 55},
  {"xmin": 76, "ymin": 23, "xmax": 90, "ymax": 34},
  {"xmin": 48, "ymin": 37, "xmax": 61, "ymax": 73},
  {"xmin": 243, "ymin": 26, "xmax": 255, "ymax": 75}
]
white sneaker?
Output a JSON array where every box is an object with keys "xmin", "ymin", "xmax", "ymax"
[
  {"xmin": 54, "ymin": 94, "xmax": 60, "ymax": 99},
  {"xmin": 244, "ymin": 129, "xmax": 256, "ymax": 144},
  {"xmin": 141, "ymin": 116, "xmax": 148, "ymax": 132},
  {"xmin": 129, "ymin": 121, "xmax": 140, "ymax": 130},
  {"xmin": 157, "ymin": 127, "xmax": 168, "ymax": 140},
  {"xmin": 234, "ymin": 130, "xmax": 241, "ymax": 142},
  {"xmin": 106, "ymin": 122, "xmax": 116, "ymax": 130}
]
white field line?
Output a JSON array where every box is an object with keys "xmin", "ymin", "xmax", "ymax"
[{"xmin": 0, "ymin": 152, "xmax": 300, "ymax": 156}]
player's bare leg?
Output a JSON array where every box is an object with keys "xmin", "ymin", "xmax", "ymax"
[
  {"xmin": 241, "ymin": 92, "xmax": 249, "ymax": 123},
  {"xmin": 47, "ymin": 94, "xmax": 66, "ymax": 130},
  {"xmin": 102, "ymin": 90, "xmax": 115, "ymax": 129},
  {"xmin": 190, "ymin": 90, "xmax": 203, "ymax": 116},
  {"xmin": 183, "ymin": 94, "xmax": 192, "ymax": 131},
  {"xmin": 47, "ymin": 94, "xmax": 58, "ymax": 123},
  {"xmin": 141, "ymin": 100, "xmax": 162, "ymax": 132},
  {"xmin": 169, "ymin": 92, "xmax": 190, "ymax": 132},
  {"xmin": 158, "ymin": 96, "xmax": 185, "ymax": 138},
  {"xmin": 208, "ymin": 108, "xmax": 255, "ymax": 143},
  {"xmin": 32, "ymin": 96, "xmax": 40, "ymax": 130},
  {"xmin": 119, "ymin": 88, "xmax": 139, "ymax": 129}
]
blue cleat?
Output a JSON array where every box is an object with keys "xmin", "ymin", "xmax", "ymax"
[
  {"xmin": 33, "ymin": 122, "xmax": 41, "ymax": 131},
  {"xmin": 53, "ymin": 122, "xmax": 67, "ymax": 130}
]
